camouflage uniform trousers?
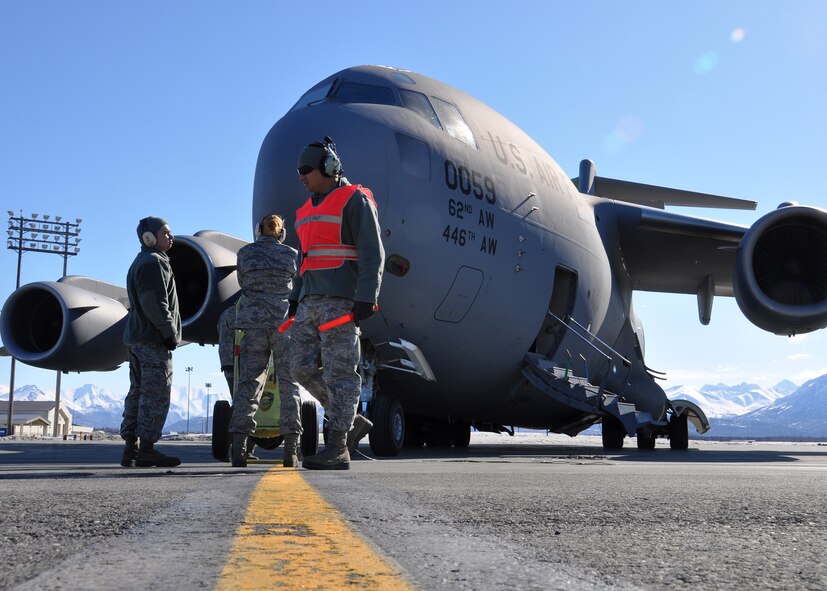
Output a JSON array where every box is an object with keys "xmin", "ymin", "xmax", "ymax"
[
  {"xmin": 218, "ymin": 305, "xmax": 236, "ymax": 395},
  {"xmin": 290, "ymin": 295, "xmax": 361, "ymax": 434},
  {"xmin": 120, "ymin": 343, "xmax": 173, "ymax": 444},
  {"xmin": 228, "ymin": 324, "xmax": 301, "ymax": 436}
]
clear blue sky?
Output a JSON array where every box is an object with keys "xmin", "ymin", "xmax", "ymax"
[{"xmin": 2, "ymin": 1, "xmax": 826, "ymax": 400}]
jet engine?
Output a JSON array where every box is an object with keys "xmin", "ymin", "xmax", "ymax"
[
  {"xmin": 171, "ymin": 231, "xmax": 245, "ymax": 344},
  {"xmin": 0, "ymin": 278, "xmax": 129, "ymax": 372},
  {"xmin": 733, "ymin": 204, "xmax": 827, "ymax": 335},
  {"xmin": 0, "ymin": 231, "xmax": 245, "ymax": 372}
]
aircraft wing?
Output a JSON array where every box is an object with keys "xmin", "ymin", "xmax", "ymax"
[
  {"xmin": 604, "ymin": 200, "xmax": 749, "ymax": 303},
  {"xmin": 573, "ymin": 174, "xmax": 758, "ymax": 210}
]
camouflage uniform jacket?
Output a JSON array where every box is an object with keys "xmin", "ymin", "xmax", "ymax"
[
  {"xmin": 235, "ymin": 236, "xmax": 298, "ymax": 329},
  {"xmin": 124, "ymin": 247, "xmax": 181, "ymax": 345}
]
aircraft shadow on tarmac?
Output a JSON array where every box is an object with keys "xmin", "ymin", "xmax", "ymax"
[
  {"xmin": 355, "ymin": 442, "xmax": 826, "ymax": 464},
  {"xmin": 2, "ymin": 441, "xmax": 825, "ymax": 479}
]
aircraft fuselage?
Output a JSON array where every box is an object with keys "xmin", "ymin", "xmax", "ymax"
[{"xmin": 253, "ymin": 66, "xmax": 654, "ymax": 431}]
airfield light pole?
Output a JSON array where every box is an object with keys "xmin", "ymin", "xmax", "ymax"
[
  {"xmin": 204, "ymin": 382, "xmax": 212, "ymax": 433},
  {"xmin": 6, "ymin": 211, "xmax": 82, "ymax": 436},
  {"xmin": 185, "ymin": 366, "xmax": 193, "ymax": 434}
]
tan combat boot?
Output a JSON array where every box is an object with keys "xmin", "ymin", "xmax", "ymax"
[
  {"xmin": 282, "ymin": 432, "xmax": 300, "ymax": 468},
  {"xmin": 347, "ymin": 414, "xmax": 373, "ymax": 452},
  {"xmin": 231, "ymin": 432, "xmax": 248, "ymax": 468},
  {"xmin": 302, "ymin": 430, "xmax": 349, "ymax": 470}
]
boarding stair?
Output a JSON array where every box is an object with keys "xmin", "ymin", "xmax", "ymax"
[{"xmin": 522, "ymin": 353, "xmax": 654, "ymax": 436}]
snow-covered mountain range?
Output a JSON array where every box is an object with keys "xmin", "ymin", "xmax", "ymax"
[
  {"xmin": 706, "ymin": 374, "xmax": 827, "ymax": 438},
  {"xmin": 3, "ymin": 373, "xmax": 827, "ymax": 437},
  {"xmin": 665, "ymin": 380, "xmax": 799, "ymax": 418}
]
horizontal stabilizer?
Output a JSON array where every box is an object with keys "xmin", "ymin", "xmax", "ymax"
[{"xmin": 574, "ymin": 175, "xmax": 757, "ymax": 210}]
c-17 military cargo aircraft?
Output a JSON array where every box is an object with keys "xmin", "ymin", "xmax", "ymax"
[{"xmin": 3, "ymin": 65, "xmax": 827, "ymax": 454}]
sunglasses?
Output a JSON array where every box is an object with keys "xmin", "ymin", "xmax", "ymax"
[{"xmin": 297, "ymin": 165, "xmax": 315, "ymax": 175}]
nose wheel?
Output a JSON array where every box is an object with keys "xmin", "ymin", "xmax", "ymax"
[
  {"xmin": 301, "ymin": 399, "xmax": 320, "ymax": 457},
  {"xmin": 368, "ymin": 394, "xmax": 405, "ymax": 456}
]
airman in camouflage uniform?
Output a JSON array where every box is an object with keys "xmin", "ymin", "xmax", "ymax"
[
  {"xmin": 290, "ymin": 138, "xmax": 384, "ymax": 470},
  {"xmin": 120, "ymin": 216, "xmax": 182, "ymax": 468},
  {"xmin": 228, "ymin": 214, "xmax": 302, "ymax": 468}
]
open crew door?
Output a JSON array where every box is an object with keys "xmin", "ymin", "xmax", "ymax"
[{"xmin": 530, "ymin": 266, "xmax": 577, "ymax": 358}]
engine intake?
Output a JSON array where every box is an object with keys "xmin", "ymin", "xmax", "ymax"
[
  {"xmin": 0, "ymin": 279, "xmax": 129, "ymax": 372},
  {"xmin": 171, "ymin": 231, "xmax": 244, "ymax": 344},
  {"xmin": 733, "ymin": 205, "xmax": 827, "ymax": 335}
]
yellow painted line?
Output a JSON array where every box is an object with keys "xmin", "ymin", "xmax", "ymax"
[{"xmin": 216, "ymin": 468, "xmax": 416, "ymax": 590}]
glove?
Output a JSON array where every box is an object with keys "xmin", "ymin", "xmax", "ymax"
[
  {"xmin": 164, "ymin": 336, "xmax": 178, "ymax": 351},
  {"xmin": 287, "ymin": 300, "xmax": 298, "ymax": 318},
  {"xmin": 352, "ymin": 302, "xmax": 376, "ymax": 327}
]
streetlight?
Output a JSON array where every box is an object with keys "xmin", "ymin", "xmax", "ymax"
[
  {"xmin": 204, "ymin": 382, "xmax": 212, "ymax": 433},
  {"xmin": 185, "ymin": 366, "xmax": 193, "ymax": 434},
  {"xmin": 6, "ymin": 211, "xmax": 81, "ymax": 436}
]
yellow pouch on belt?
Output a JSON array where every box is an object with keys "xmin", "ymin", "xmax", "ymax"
[
  {"xmin": 253, "ymin": 361, "xmax": 281, "ymax": 437},
  {"xmin": 234, "ymin": 328, "xmax": 282, "ymax": 438}
]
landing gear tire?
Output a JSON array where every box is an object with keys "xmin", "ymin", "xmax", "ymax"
[
  {"xmin": 301, "ymin": 399, "xmax": 319, "ymax": 458},
  {"xmin": 450, "ymin": 421, "xmax": 472, "ymax": 448},
  {"xmin": 212, "ymin": 400, "xmax": 231, "ymax": 461},
  {"xmin": 636, "ymin": 429, "xmax": 656, "ymax": 450},
  {"xmin": 369, "ymin": 395, "xmax": 405, "ymax": 457},
  {"xmin": 602, "ymin": 416, "xmax": 625, "ymax": 450},
  {"xmin": 669, "ymin": 412, "xmax": 689, "ymax": 450}
]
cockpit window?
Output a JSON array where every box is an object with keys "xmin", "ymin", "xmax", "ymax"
[
  {"xmin": 332, "ymin": 81, "xmax": 398, "ymax": 106},
  {"xmin": 391, "ymin": 72, "xmax": 417, "ymax": 85},
  {"xmin": 288, "ymin": 80, "xmax": 334, "ymax": 112},
  {"xmin": 399, "ymin": 89, "xmax": 442, "ymax": 131},
  {"xmin": 431, "ymin": 97, "xmax": 478, "ymax": 149},
  {"xmin": 289, "ymin": 76, "xmax": 478, "ymax": 151}
]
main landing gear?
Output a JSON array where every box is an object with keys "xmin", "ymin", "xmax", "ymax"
[
  {"xmin": 367, "ymin": 394, "xmax": 473, "ymax": 457},
  {"xmin": 600, "ymin": 410, "xmax": 691, "ymax": 451}
]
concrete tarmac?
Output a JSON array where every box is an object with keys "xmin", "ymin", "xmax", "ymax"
[{"xmin": 1, "ymin": 433, "xmax": 825, "ymax": 590}]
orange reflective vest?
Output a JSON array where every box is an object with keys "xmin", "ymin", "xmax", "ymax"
[{"xmin": 295, "ymin": 184, "xmax": 376, "ymax": 276}]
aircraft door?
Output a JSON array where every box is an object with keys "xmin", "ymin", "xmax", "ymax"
[
  {"xmin": 531, "ymin": 266, "xmax": 577, "ymax": 358},
  {"xmin": 395, "ymin": 132, "xmax": 431, "ymax": 182}
]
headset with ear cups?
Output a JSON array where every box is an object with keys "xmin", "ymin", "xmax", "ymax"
[
  {"xmin": 140, "ymin": 219, "xmax": 157, "ymax": 247},
  {"xmin": 319, "ymin": 136, "xmax": 342, "ymax": 178}
]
